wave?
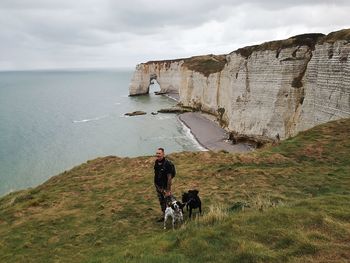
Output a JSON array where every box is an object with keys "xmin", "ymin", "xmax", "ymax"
[
  {"xmin": 119, "ymin": 114, "xmax": 130, "ymax": 118},
  {"xmin": 156, "ymin": 115, "xmax": 173, "ymax": 120},
  {"xmin": 73, "ymin": 115, "xmax": 108, "ymax": 123},
  {"xmin": 179, "ymin": 120, "xmax": 208, "ymax": 151}
]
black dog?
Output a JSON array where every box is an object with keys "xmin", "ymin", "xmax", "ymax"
[{"xmin": 182, "ymin": 190, "xmax": 202, "ymax": 218}]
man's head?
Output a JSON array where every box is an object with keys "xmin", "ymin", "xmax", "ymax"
[{"xmin": 156, "ymin": 147, "xmax": 165, "ymax": 161}]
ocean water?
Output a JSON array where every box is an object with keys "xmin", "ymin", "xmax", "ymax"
[{"xmin": 0, "ymin": 70, "xmax": 202, "ymax": 196}]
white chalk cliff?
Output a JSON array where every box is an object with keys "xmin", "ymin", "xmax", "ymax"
[{"xmin": 129, "ymin": 29, "xmax": 350, "ymax": 140}]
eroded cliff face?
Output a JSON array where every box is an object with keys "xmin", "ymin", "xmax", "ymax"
[{"xmin": 129, "ymin": 29, "xmax": 350, "ymax": 140}]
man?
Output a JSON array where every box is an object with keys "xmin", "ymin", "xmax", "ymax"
[{"xmin": 154, "ymin": 147, "xmax": 173, "ymax": 222}]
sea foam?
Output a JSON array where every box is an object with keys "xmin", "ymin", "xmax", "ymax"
[
  {"xmin": 179, "ymin": 119, "xmax": 208, "ymax": 151},
  {"xmin": 73, "ymin": 115, "xmax": 108, "ymax": 123}
]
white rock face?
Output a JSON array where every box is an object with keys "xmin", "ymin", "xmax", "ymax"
[
  {"xmin": 129, "ymin": 61, "xmax": 184, "ymax": 95},
  {"xmin": 129, "ymin": 38, "xmax": 350, "ymax": 140},
  {"xmin": 299, "ymin": 41, "xmax": 350, "ymax": 134}
]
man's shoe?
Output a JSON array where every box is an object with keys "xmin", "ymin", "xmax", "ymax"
[{"xmin": 156, "ymin": 217, "xmax": 164, "ymax": 222}]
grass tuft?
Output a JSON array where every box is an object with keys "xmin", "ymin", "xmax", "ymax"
[{"xmin": 197, "ymin": 204, "xmax": 229, "ymax": 226}]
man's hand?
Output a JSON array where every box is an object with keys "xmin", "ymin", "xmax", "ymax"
[{"xmin": 164, "ymin": 190, "xmax": 171, "ymax": 197}]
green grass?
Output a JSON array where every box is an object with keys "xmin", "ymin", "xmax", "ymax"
[{"xmin": 0, "ymin": 118, "xmax": 350, "ymax": 262}]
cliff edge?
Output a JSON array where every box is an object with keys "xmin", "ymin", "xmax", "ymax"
[{"xmin": 129, "ymin": 29, "xmax": 350, "ymax": 140}]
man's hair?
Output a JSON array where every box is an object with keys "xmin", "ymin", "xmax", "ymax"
[{"xmin": 158, "ymin": 147, "xmax": 164, "ymax": 153}]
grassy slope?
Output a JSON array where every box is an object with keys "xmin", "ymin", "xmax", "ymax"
[{"xmin": 0, "ymin": 118, "xmax": 349, "ymax": 263}]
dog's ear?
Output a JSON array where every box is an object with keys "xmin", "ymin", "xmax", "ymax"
[
  {"xmin": 189, "ymin": 190, "xmax": 199, "ymax": 195},
  {"xmin": 179, "ymin": 202, "xmax": 186, "ymax": 209}
]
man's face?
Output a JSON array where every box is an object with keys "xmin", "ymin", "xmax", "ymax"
[{"xmin": 156, "ymin": 149, "xmax": 164, "ymax": 161}]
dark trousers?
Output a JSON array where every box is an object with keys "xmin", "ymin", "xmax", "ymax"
[
  {"xmin": 155, "ymin": 186, "xmax": 176, "ymax": 214},
  {"xmin": 155, "ymin": 186, "xmax": 166, "ymax": 213}
]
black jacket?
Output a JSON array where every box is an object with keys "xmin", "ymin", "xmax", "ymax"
[{"xmin": 154, "ymin": 158, "xmax": 172, "ymax": 189}]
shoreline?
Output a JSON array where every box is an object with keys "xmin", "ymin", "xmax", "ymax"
[
  {"xmin": 161, "ymin": 92, "xmax": 252, "ymax": 153},
  {"xmin": 179, "ymin": 119, "xmax": 208, "ymax": 151},
  {"xmin": 163, "ymin": 91, "xmax": 180, "ymax": 102},
  {"xmin": 178, "ymin": 112, "xmax": 252, "ymax": 153}
]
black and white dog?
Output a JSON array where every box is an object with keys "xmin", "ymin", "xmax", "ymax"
[
  {"xmin": 182, "ymin": 190, "xmax": 202, "ymax": 218},
  {"xmin": 164, "ymin": 199, "xmax": 185, "ymax": 230}
]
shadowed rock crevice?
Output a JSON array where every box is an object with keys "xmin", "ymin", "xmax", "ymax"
[
  {"xmin": 291, "ymin": 48, "xmax": 313, "ymax": 89},
  {"xmin": 283, "ymin": 48, "xmax": 313, "ymax": 138}
]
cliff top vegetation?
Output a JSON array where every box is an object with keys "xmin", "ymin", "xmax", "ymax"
[
  {"xmin": 234, "ymin": 28, "xmax": 350, "ymax": 58},
  {"xmin": 321, "ymin": 28, "xmax": 350, "ymax": 44},
  {"xmin": 144, "ymin": 54, "xmax": 227, "ymax": 77},
  {"xmin": 234, "ymin": 33, "xmax": 324, "ymax": 58},
  {"xmin": 1, "ymin": 117, "xmax": 349, "ymax": 262},
  {"xmin": 182, "ymin": 54, "xmax": 227, "ymax": 77}
]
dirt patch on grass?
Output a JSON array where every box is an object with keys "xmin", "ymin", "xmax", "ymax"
[{"xmin": 302, "ymin": 145, "xmax": 324, "ymax": 159}]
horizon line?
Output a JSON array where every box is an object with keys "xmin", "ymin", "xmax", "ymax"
[{"xmin": 0, "ymin": 66, "xmax": 135, "ymax": 72}]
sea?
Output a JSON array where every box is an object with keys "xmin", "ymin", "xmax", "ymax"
[{"xmin": 0, "ymin": 69, "xmax": 203, "ymax": 197}]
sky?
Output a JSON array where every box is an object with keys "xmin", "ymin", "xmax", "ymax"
[{"xmin": 1, "ymin": 0, "xmax": 350, "ymax": 70}]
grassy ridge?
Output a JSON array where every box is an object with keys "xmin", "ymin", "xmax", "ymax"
[
  {"xmin": 234, "ymin": 28, "xmax": 350, "ymax": 58},
  {"xmin": 0, "ymin": 119, "xmax": 349, "ymax": 262},
  {"xmin": 145, "ymin": 54, "xmax": 227, "ymax": 77},
  {"xmin": 182, "ymin": 55, "xmax": 227, "ymax": 77}
]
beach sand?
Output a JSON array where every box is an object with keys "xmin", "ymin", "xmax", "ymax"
[
  {"xmin": 162, "ymin": 93, "xmax": 251, "ymax": 153},
  {"xmin": 178, "ymin": 112, "xmax": 252, "ymax": 153}
]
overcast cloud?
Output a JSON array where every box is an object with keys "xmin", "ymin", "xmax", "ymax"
[{"xmin": 1, "ymin": 0, "xmax": 349, "ymax": 70}]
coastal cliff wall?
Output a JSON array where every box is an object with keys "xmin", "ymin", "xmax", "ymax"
[{"xmin": 129, "ymin": 29, "xmax": 350, "ymax": 140}]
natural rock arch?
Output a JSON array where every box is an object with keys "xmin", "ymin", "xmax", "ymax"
[{"xmin": 149, "ymin": 73, "xmax": 160, "ymax": 93}]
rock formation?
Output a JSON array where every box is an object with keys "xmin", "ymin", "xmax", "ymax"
[
  {"xmin": 129, "ymin": 29, "xmax": 350, "ymax": 140},
  {"xmin": 124, "ymin": 111, "xmax": 147, "ymax": 116}
]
